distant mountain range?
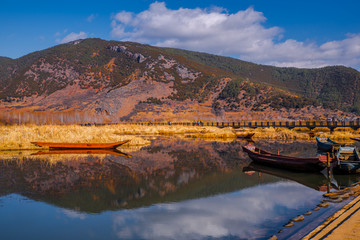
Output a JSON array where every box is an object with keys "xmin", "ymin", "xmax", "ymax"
[{"xmin": 1, "ymin": 38, "xmax": 359, "ymax": 123}]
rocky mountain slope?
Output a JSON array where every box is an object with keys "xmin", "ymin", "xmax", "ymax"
[{"xmin": 0, "ymin": 38, "xmax": 359, "ymax": 123}]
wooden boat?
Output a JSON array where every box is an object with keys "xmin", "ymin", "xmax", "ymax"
[
  {"xmin": 31, "ymin": 149, "xmax": 132, "ymax": 157},
  {"xmin": 236, "ymin": 132, "xmax": 255, "ymax": 139},
  {"xmin": 234, "ymin": 128, "xmax": 255, "ymax": 139},
  {"xmin": 334, "ymin": 146, "xmax": 360, "ymax": 174},
  {"xmin": 242, "ymin": 144, "xmax": 331, "ymax": 172},
  {"xmin": 316, "ymin": 137, "xmax": 342, "ymax": 152},
  {"xmin": 31, "ymin": 140, "xmax": 130, "ymax": 150}
]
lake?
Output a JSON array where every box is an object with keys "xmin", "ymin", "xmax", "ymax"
[{"xmin": 1, "ymin": 138, "xmax": 359, "ymax": 239}]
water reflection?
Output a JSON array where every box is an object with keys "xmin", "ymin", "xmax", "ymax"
[
  {"xmin": 0, "ymin": 139, "xmax": 262, "ymax": 213},
  {"xmin": 244, "ymin": 163, "xmax": 333, "ymax": 192},
  {"xmin": 1, "ymin": 138, "xmax": 360, "ymax": 239},
  {"xmin": 31, "ymin": 149, "xmax": 132, "ymax": 158},
  {"xmin": 112, "ymin": 181, "xmax": 321, "ymax": 240}
]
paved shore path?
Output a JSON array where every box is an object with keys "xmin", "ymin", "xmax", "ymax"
[{"xmin": 302, "ymin": 195, "xmax": 360, "ymax": 239}]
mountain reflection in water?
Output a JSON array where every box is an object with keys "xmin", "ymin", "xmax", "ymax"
[
  {"xmin": 1, "ymin": 138, "xmax": 360, "ymax": 239},
  {"xmin": 0, "ymin": 138, "xmax": 257, "ymax": 213}
]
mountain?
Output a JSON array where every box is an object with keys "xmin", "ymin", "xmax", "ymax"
[
  {"xmin": 0, "ymin": 38, "xmax": 359, "ymax": 123},
  {"xmin": 163, "ymin": 48, "xmax": 360, "ymax": 112}
]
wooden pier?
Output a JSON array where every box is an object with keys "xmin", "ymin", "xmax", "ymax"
[{"xmin": 130, "ymin": 120, "xmax": 360, "ymax": 131}]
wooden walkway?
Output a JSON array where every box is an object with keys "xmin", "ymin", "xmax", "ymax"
[
  {"xmin": 130, "ymin": 120, "xmax": 360, "ymax": 131},
  {"xmin": 303, "ymin": 195, "xmax": 360, "ymax": 239}
]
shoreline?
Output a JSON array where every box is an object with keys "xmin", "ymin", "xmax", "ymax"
[
  {"xmin": 272, "ymin": 183, "xmax": 360, "ymax": 240},
  {"xmin": 303, "ymin": 194, "xmax": 360, "ymax": 239},
  {"xmin": 1, "ymin": 124, "xmax": 360, "ymax": 150}
]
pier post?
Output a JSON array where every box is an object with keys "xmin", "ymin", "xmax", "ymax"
[
  {"xmin": 326, "ymin": 152, "xmax": 332, "ymax": 194},
  {"xmin": 327, "ymin": 152, "xmax": 331, "ymax": 168}
]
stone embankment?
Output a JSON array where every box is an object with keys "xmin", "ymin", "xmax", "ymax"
[
  {"xmin": 270, "ymin": 183, "xmax": 360, "ymax": 240},
  {"xmin": 303, "ymin": 184, "xmax": 360, "ymax": 239}
]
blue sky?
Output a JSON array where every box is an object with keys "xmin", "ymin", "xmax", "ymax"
[{"xmin": 1, "ymin": 0, "xmax": 360, "ymax": 69}]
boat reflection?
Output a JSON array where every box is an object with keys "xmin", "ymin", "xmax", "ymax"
[
  {"xmin": 244, "ymin": 162, "xmax": 360, "ymax": 192},
  {"xmin": 31, "ymin": 149, "xmax": 132, "ymax": 158},
  {"xmin": 237, "ymin": 138, "xmax": 255, "ymax": 144},
  {"xmin": 244, "ymin": 163, "xmax": 334, "ymax": 192}
]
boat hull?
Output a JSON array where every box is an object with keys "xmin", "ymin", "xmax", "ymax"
[
  {"xmin": 316, "ymin": 137, "xmax": 341, "ymax": 152},
  {"xmin": 31, "ymin": 140, "xmax": 130, "ymax": 150},
  {"xmin": 242, "ymin": 145, "xmax": 329, "ymax": 172},
  {"xmin": 333, "ymin": 146, "xmax": 360, "ymax": 174},
  {"xmin": 350, "ymin": 137, "xmax": 360, "ymax": 142}
]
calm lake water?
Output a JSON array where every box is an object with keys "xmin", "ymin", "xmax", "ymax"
[{"xmin": 1, "ymin": 138, "xmax": 360, "ymax": 240}]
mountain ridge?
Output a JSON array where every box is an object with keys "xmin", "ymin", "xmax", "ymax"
[{"xmin": 0, "ymin": 38, "xmax": 359, "ymax": 123}]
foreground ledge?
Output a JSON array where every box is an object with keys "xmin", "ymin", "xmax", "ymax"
[{"xmin": 302, "ymin": 195, "xmax": 360, "ymax": 239}]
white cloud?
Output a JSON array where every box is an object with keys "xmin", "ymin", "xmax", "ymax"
[
  {"xmin": 62, "ymin": 209, "xmax": 87, "ymax": 220},
  {"xmin": 57, "ymin": 31, "xmax": 88, "ymax": 44},
  {"xmin": 111, "ymin": 2, "xmax": 360, "ymax": 70},
  {"xmin": 114, "ymin": 11, "xmax": 133, "ymax": 24},
  {"xmin": 87, "ymin": 14, "xmax": 97, "ymax": 23}
]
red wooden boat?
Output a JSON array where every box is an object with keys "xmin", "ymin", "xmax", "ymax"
[
  {"xmin": 242, "ymin": 144, "xmax": 331, "ymax": 172},
  {"xmin": 31, "ymin": 149, "xmax": 132, "ymax": 157},
  {"xmin": 31, "ymin": 140, "xmax": 130, "ymax": 150}
]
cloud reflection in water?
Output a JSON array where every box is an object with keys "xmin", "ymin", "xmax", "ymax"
[
  {"xmin": 62, "ymin": 209, "xmax": 87, "ymax": 220},
  {"xmin": 113, "ymin": 180, "xmax": 323, "ymax": 239}
]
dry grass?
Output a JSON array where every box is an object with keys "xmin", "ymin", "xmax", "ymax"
[
  {"xmin": 315, "ymin": 131, "xmax": 358, "ymax": 140},
  {"xmin": 1, "ymin": 124, "xmax": 360, "ymax": 150},
  {"xmin": 0, "ymin": 124, "xmax": 150, "ymax": 150},
  {"xmin": 312, "ymin": 127, "xmax": 331, "ymax": 132},
  {"xmin": 114, "ymin": 124, "xmax": 238, "ymax": 139},
  {"xmin": 250, "ymin": 127, "xmax": 311, "ymax": 140}
]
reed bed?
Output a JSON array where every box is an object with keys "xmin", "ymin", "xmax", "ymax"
[
  {"xmin": 250, "ymin": 127, "xmax": 312, "ymax": 140},
  {"xmin": 1, "ymin": 124, "xmax": 360, "ymax": 150},
  {"xmin": 114, "ymin": 124, "xmax": 239, "ymax": 139},
  {"xmin": 0, "ymin": 124, "xmax": 150, "ymax": 150},
  {"xmin": 316, "ymin": 131, "xmax": 358, "ymax": 140}
]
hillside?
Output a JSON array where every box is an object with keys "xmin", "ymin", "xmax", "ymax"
[
  {"xmin": 0, "ymin": 38, "xmax": 359, "ymax": 123},
  {"xmin": 163, "ymin": 48, "xmax": 360, "ymax": 112}
]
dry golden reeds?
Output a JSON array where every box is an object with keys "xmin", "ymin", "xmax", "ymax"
[
  {"xmin": 0, "ymin": 124, "xmax": 150, "ymax": 150},
  {"xmin": 251, "ymin": 127, "xmax": 311, "ymax": 140},
  {"xmin": 1, "ymin": 124, "xmax": 360, "ymax": 151}
]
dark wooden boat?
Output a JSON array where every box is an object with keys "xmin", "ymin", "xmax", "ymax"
[
  {"xmin": 316, "ymin": 137, "xmax": 342, "ymax": 152},
  {"xmin": 350, "ymin": 137, "xmax": 360, "ymax": 142},
  {"xmin": 234, "ymin": 128, "xmax": 255, "ymax": 139},
  {"xmin": 242, "ymin": 144, "xmax": 331, "ymax": 172},
  {"xmin": 236, "ymin": 132, "xmax": 255, "ymax": 139},
  {"xmin": 31, "ymin": 140, "xmax": 130, "ymax": 150},
  {"xmin": 334, "ymin": 146, "xmax": 360, "ymax": 174}
]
